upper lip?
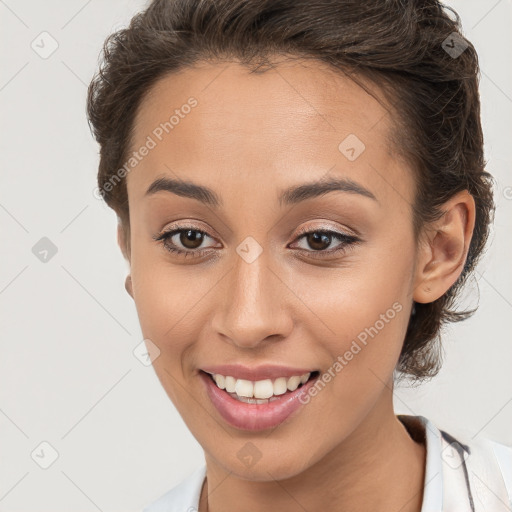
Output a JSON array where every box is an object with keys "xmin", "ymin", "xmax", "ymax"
[{"xmin": 200, "ymin": 364, "xmax": 317, "ymax": 381}]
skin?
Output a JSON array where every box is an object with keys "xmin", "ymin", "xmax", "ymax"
[{"xmin": 119, "ymin": 59, "xmax": 475, "ymax": 512}]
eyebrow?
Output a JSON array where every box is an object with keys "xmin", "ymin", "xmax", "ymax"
[
  {"xmin": 145, "ymin": 176, "xmax": 378, "ymax": 207},
  {"xmin": 278, "ymin": 177, "xmax": 378, "ymax": 206},
  {"xmin": 145, "ymin": 176, "xmax": 222, "ymax": 207}
]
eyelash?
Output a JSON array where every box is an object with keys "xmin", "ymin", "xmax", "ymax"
[{"xmin": 152, "ymin": 224, "xmax": 361, "ymax": 260}]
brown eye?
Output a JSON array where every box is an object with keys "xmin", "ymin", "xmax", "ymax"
[
  {"xmin": 290, "ymin": 228, "xmax": 361, "ymax": 259},
  {"xmin": 179, "ymin": 229, "xmax": 205, "ymax": 249},
  {"xmin": 304, "ymin": 231, "xmax": 333, "ymax": 251},
  {"xmin": 153, "ymin": 226, "xmax": 218, "ymax": 257}
]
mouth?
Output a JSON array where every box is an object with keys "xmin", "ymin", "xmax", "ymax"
[
  {"xmin": 199, "ymin": 369, "xmax": 321, "ymax": 431},
  {"xmin": 201, "ymin": 369, "xmax": 320, "ymax": 403}
]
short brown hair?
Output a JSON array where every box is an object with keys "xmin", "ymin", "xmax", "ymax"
[{"xmin": 87, "ymin": 0, "xmax": 495, "ymax": 382}]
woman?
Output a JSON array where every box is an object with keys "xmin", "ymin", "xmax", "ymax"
[{"xmin": 87, "ymin": 0, "xmax": 511, "ymax": 510}]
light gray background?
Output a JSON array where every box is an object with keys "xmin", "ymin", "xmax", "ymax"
[{"xmin": 1, "ymin": 1, "xmax": 511, "ymax": 511}]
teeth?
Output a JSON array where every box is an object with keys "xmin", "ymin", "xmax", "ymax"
[
  {"xmin": 273, "ymin": 377, "xmax": 288, "ymax": 395},
  {"xmin": 210, "ymin": 372, "xmax": 312, "ymax": 399},
  {"xmin": 213, "ymin": 374, "xmax": 225, "ymax": 389},
  {"xmin": 235, "ymin": 379, "xmax": 253, "ymax": 398},
  {"xmin": 254, "ymin": 379, "xmax": 274, "ymax": 399},
  {"xmin": 225, "ymin": 376, "xmax": 236, "ymax": 393},
  {"xmin": 287, "ymin": 375, "xmax": 301, "ymax": 391}
]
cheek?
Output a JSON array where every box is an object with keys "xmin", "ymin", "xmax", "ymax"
[
  {"xmin": 301, "ymin": 294, "xmax": 407, "ymax": 437},
  {"xmin": 129, "ymin": 254, "xmax": 222, "ymax": 406},
  {"xmin": 318, "ymin": 294, "xmax": 407, "ymax": 396},
  {"xmin": 129, "ymin": 229, "xmax": 205, "ymax": 335},
  {"xmin": 299, "ymin": 242, "xmax": 413, "ymax": 399},
  {"xmin": 130, "ymin": 260, "xmax": 205, "ymax": 407}
]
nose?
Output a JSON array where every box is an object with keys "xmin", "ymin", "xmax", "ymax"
[{"xmin": 210, "ymin": 249, "xmax": 294, "ymax": 350}]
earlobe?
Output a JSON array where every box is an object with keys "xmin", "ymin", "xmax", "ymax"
[
  {"xmin": 125, "ymin": 274, "xmax": 134, "ymax": 299},
  {"xmin": 413, "ymin": 190, "xmax": 476, "ymax": 304},
  {"xmin": 118, "ymin": 222, "xmax": 133, "ymax": 298}
]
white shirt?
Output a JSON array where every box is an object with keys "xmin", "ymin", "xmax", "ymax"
[{"xmin": 143, "ymin": 415, "xmax": 512, "ymax": 512}]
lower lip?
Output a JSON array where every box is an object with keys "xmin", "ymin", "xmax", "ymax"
[{"xmin": 200, "ymin": 371, "xmax": 319, "ymax": 431}]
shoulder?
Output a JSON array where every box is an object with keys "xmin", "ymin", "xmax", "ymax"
[
  {"xmin": 398, "ymin": 414, "xmax": 512, "ymax": 511},
  {"xmin": 451, "ymin": 432, "xmax": 512, "ymax": 510},
  {"xmin": 437, "ymin": 419, "xmax": 512, "ymax": 480},
  {"xmin": 423, "ymin": 415, "xmax": 512, "ymax": 511},
  {"xmin": 143, "ymin": 464, "xmax": 207, "ymax": 512}
]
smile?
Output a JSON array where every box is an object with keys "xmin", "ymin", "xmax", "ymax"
[
  {"xmin": 200, "ymin": 369, "xmax": 320, "ymax": 431},
  {"xmin": 207, "ymin": 371, "xmax": 315, "ymax": 402}
]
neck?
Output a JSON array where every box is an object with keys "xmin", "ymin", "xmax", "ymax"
[{"xmin": 200, "ymin": 388, "xmax": 426, "ymax": 512}]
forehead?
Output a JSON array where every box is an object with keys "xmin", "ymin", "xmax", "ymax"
[{"xmin": 127, "ymin": 59, "xmax": 411, "ymax": 210}]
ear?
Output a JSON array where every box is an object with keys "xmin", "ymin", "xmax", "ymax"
[
  {"xmin": 413, "ymin": 190, "xmax": 476, "ymax": 304},
  {"xmin": 117, "ymin": 222, "xmax": 130, "ymax": 263},
  {"xmin": 117, "ymin": 223, "xmax": 134, "ymax": 299},
  {"xmin": 125, "ymin": 274, "xmax": 134, "ymax": 299}
]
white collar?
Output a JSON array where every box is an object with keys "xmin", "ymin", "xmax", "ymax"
[{"xmin": 398, "ymin": 414, "xmax": 444, "ymax": 511}]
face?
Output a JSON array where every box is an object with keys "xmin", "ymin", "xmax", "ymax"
[{"xmin": 124, "ymin": 59, "xmax": 419, "ymax": 480}]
